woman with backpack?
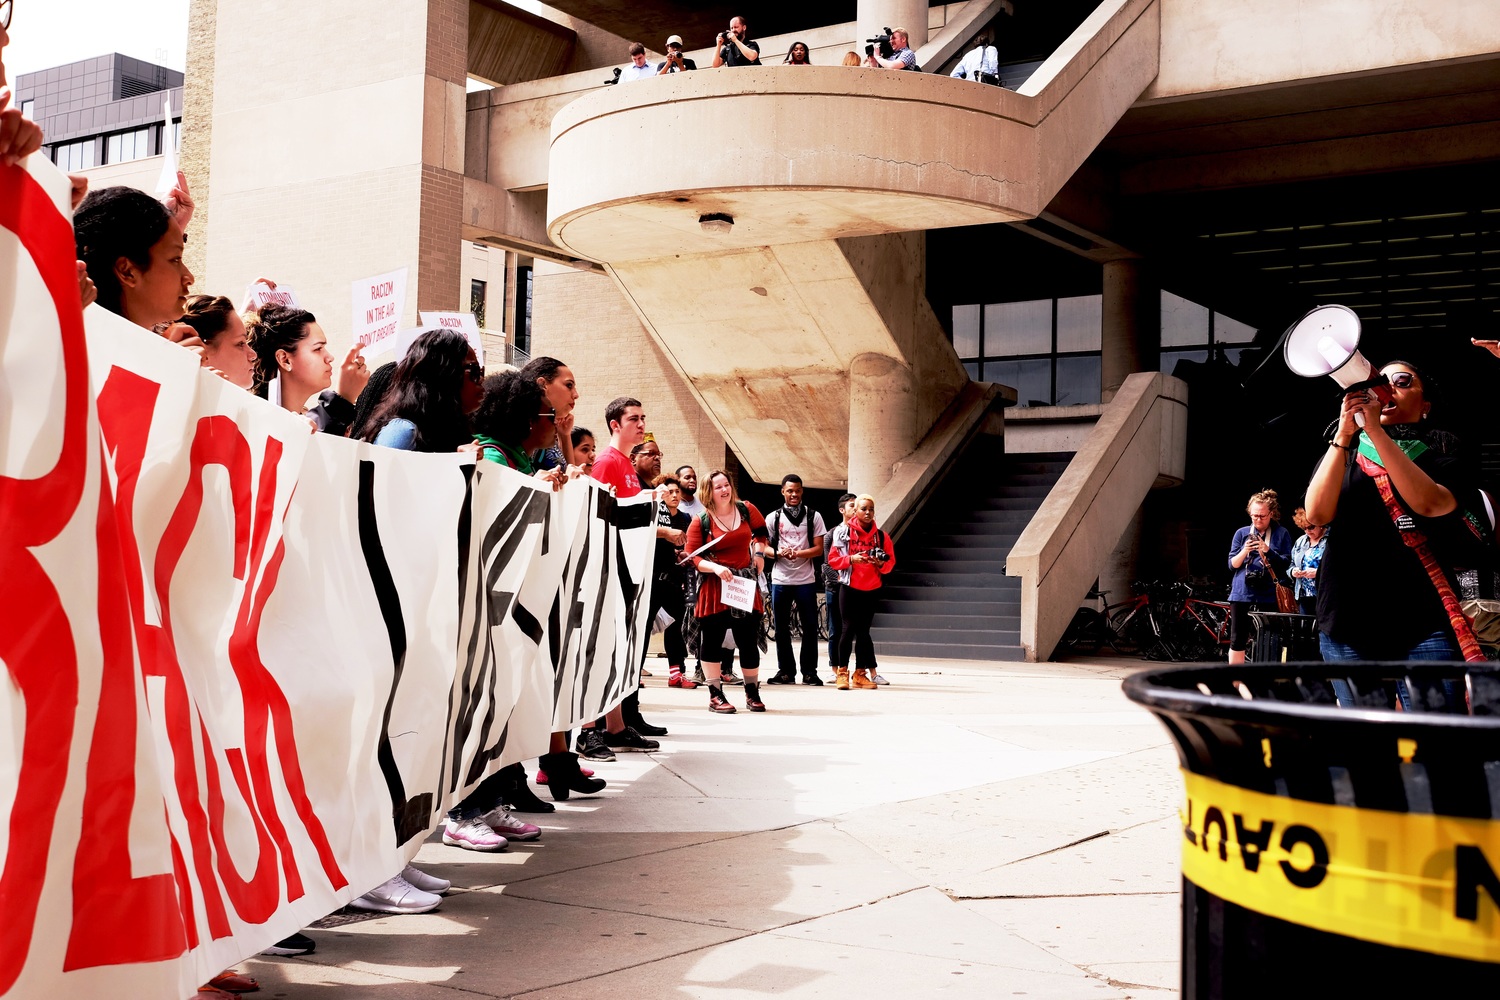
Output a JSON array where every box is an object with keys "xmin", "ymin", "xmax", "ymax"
[
  {"xmin": 826, "ymin": 494, "xmax": 896, "ymax": 689},
  {"xmin": 684, "ymin": 470, "xmax": 771, "ymax": 713}
]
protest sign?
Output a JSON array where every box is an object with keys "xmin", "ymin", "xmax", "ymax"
[
  {"xmin": 720, "ymin": 575, "xmax": 757, "ymax": 612},
  {"xmin": 0, "ymin": 158, "xmax": 652, "ymax": 998},
  {"xmin": 351, "ymin": 267, "xmax": 408, "ymax": 356},
  {"xmin": 418, "ymin": 310, "xmax": 484, "ymax": 365},
  {"xmin": 244, "ymin": 280, "xmax": 302, "ymax": 311}
]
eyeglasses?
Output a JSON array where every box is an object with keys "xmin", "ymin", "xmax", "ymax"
[
  {"xmin": 1388, "ymin": 372, "xmax": 1417, "ymax": 390},
  {"xmin": 1, "ymin": 0, "xmax": 12, "ymax": 30},
  {"xmin": 464, "ymin": 362, "xmax": 483, "ymax": 382},
  {"xmin": 640, "ymin": 450, "xmax": 661, "ymax": 458}
]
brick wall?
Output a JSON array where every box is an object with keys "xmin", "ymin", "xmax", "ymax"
[
  {"xmin": 531, "ymin": 262, "xmax": 725, "ymax": 480},
  {"xmin": 180, "ymin": 0, "xmax": 216, "ymax": 285}
]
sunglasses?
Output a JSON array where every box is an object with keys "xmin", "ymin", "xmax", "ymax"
[
  {"xmin": 1387, "ymin": 372, "xmax": 1417, "ymax": 390},
  {"xmin": 464, "ymin": 362, "xmax": 484, "ymax": 382},
  {"xmin": 1, "ymin": 0, "xmax": 11, "ymax": 30}
]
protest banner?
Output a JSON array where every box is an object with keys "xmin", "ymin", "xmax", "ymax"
[
  {"xmin": 0, "ymin": 158, "xmax": 652, "ymax": 998},
  {"xmin": 418, "ymin": 310, "xmax": 484, "ymax": 365},
  {"xmin": 351, "ymin": 267, "xmax": 408, "ymax": 356}
]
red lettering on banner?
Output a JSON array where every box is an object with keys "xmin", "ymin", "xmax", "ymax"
[{"xmin": 0, "ymin": 164, "xmax": 92, "ymax": 994}]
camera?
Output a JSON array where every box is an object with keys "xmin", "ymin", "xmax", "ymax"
[
  {"xmin": 865, "ymin": 28, "xmax": 893, "ymax": 59},
  {"xmin": 866, "ymin": 546, "xmax": 889, "ymax": 565}
]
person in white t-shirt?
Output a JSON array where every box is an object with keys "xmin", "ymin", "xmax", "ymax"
[
  {"xmin": 764, "ymin": 474, "xmax": 828, "ymax": 685},
  {"xmin": 951, "ymin": 34, "xmax": 1000, "ymax": 85}
]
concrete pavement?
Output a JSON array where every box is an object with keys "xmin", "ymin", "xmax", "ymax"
[{"xmin": 242, "ymin": 655, "xmax": 1182, "ymax": 998}]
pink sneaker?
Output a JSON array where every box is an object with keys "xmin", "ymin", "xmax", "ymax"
[
  {"xmin": 482, "ymin": 804, "xmax": 541, "ymax": 841},
  {"xmin": 441, "ymin": 816, "xmax": 508, "ymax": 852}
]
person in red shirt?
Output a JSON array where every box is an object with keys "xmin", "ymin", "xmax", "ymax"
[
  {"xmin": 684, "ymin": 471, "xmax": 772, "ymax": 713},
  {"xmin": 580, "ymin": 397, "xmax": 674, "ymax": 757},
  {"xmin": 825, "ymin": 494, "xmax": 896, "ymax": 689}
]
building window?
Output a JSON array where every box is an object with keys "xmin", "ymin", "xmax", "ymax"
[
  {"xmin": 950, "ymin": 290, "xmax": 1256, "ymax": 406},
  {"xmin": 470, "ymin": 279, "xmax": 487, "ymax": 330},
  {"xmin": 50, "ymin": 139, "xmax": 96, "ymax": 171},
  {"xmin": 171, "ymin": 119, "xmax": 182, "ymax": 153},
  {"xmin": 952, "ymin": 295, "xmax": 1102, "ymax": 407},
  {"xmin": 514, "ymin": 266, "xmax": 533, "ymax": 358},
  {"xmin": 20, "ymin": 100, "xmax": 34, "ymax": 119},
  {"xmin": 105, "ymin": 127, "xmax": 153, "ymax": 164}
]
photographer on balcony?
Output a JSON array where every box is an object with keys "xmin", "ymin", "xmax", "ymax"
[
  {"xmin": 712, "ymin": 17, "xmax": 760, "ymax": 67},
  {"xmin": 657, "ymin": 34, "xmax": 696, "ymax": 74},
  {"xmin": 866, "ymin": 27, "xmax": 917, "ymax": 70}
]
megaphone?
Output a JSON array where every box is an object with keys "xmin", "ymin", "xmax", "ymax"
[{"xmin": 1282, "ymin": 304, "xmax": 1389, "ymax": 426}]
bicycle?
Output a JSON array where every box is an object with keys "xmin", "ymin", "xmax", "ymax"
[
  {"xmin": 1061, "ymin": 581, "xmax": 1177, "ymax": 658},
  {"xmin": 1168, "ymin": 583, "xmax": 1232, "ymax": 661}
]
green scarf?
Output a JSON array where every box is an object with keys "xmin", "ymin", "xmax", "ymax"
[{"xmin": 1356, "ymin": 431, "xmax": 1427, "ymax": 471}]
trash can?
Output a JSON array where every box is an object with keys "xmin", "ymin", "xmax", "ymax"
[
  {"xmin": 1246, "ymin": 611, "xmax": 1321, "ymax": 663},
  {"xmin": 1124, "ymin": 662, "xmax": 1500, "ymax": 998}
]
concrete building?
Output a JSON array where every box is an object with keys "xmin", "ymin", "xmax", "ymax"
[{"xmin": 176, "ymin": 0, "xmax": 1500, "ymax": 660}]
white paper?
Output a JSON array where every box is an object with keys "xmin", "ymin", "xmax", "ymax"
[
  {"xmin": 418, "ymin": 311, "xmax": 484, "ymax": 366},
  {"xmin": 244, "ymin": 281, "xmax": 301, "ymax": 311},
  {"xmin": 720, "ymin": 576, "xmax": 756, "ymax": 613},
  {"xmin": 352, "ymin": 267, "xmax": 409, "ymax": 356},
  {"xmin": 154, "ymin": 94, "xmax": 177, "ymax": 196}
]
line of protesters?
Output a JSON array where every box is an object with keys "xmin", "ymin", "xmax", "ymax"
[{"xmin": 62, "ymin": 174, "xmax": 900, "ymax": 991}]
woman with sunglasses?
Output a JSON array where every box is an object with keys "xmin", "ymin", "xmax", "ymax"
[
  {"xmin": 1305, "ymin": 360, "xmax": 1480, "ymax": 668},
  {"xmin": 359, "ymin": 329, "xmax": 484, "ymax": 451}
]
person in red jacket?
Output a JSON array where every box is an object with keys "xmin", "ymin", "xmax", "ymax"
[
  {"xmin": 825, "ymin": 494, "xmax": 896, "ymax": 690},
  {"xmin": 684, "ymin": 470, "xmax": 771, "ymax": 713}
]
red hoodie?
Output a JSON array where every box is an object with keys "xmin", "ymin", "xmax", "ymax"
[{"xmin": 826, "ymin": 519, "xmax": 895, "ymax": 591}]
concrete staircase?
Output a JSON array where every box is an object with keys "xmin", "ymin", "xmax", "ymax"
[{"xmin": 870, "ymin": 440, "xmax": 1071, "ymax": 661}]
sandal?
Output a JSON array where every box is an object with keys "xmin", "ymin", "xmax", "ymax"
[{"xmin": 208, "ymin": 971, "xmax": 261, "ymax": 994}]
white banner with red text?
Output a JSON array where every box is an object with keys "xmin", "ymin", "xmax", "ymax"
[{"xmin": 0, "ymin": 157, "xmax": 653, "ymax": 998}]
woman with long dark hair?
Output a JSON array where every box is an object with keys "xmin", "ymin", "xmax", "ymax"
[
  {"xmin": 359, "ymin": 329, "xmax": 482, "ymax": 451},
  {"xmin": 74, "ymin": 186, "xmax": 192, "ymax": 330},
  {"xmin": 246, "ymin": 303, "xmax": 369, "ymax": 434},
  {"xmin": 516, "ymin": 356, "xmax": 581, "ymax": 469}
]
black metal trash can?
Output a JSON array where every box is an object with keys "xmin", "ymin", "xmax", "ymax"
[
  {"xmin": 1124, "ymin": 662, "xmax": 1500, "ymax": 998},
  {"xmin": 1246, "ymin": 611, "xmax": 1321, "ymax": 663}
]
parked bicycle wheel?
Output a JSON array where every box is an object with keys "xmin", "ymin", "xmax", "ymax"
[
  {"xmin": 1061, "ymin": 607, "xmax": 1107, "ymax": 655},
  {"xmin": 1107, "ymin": 606, "xmax": 1145, "ymax": 655}
]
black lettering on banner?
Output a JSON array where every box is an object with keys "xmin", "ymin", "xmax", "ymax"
[
  {"xmin": 1454, "ymin": 844, "xmax": 1500, "ymax": 921},
  {"xmin": 1183, "ymin": 797, "xmax": 1198, "ymax": 847},
  {"xmin": 1233, "ymin": 813, "xmax": 1275, "ymax": 873},
  {"xmin": 1278, "ymin": 824, "xmax": 1329, "ymax": 889},
  {"xmin": 356, "ymin": 460, "xmax": 432, "ymax": 844},
  {"xmin": 1202, "ymin": 806, "xmax": 1229, "ymax": 862},
  {"xmin": 582, "ymin": 492, "xmax": 616, "ymax": 707}
]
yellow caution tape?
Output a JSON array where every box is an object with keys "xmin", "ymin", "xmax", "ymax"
[{"xmin": 1180, "ymin": 770, "xmax": 1500, "ymax": 963}]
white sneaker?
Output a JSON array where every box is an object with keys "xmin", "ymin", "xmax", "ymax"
[
  {"xmin": 401, "ymin": 864, "xmax": 450, "ymax": 895},
  {"xmin": 872, "ymin": 672, "xmax": 890, "ymax": 686},
  {"xmin": 480, "ymin": 803, "xmax": 542, "ymax": 842},
  {"xmin": 349, "ymin": 874, "xmax": 441, "ymax": 914},
  {"xmin": 442, "ymin": 815, "xmax": 508, "ymax": 852}
]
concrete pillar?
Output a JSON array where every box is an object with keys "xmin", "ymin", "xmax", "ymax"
[
  {"xmin": 197, "ymin": 0, "xmax": 468, "ymax": 350},
  {"xmin": 1100, "ymin": 259, "xmax": 1160, "ymax": 404},
  {"xmin": 847, "ymin": 352, "xmax": 917, "ymax": 496},
  {"xmin": 858, "ymin": 0, "xmax": 929, "ymax": 53}
]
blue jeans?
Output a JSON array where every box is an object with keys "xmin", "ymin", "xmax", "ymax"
[
  {"xmin": 1319, "ymin": 630, "xmax": 1456, "ymax": 708},
  {"xmin": 826, "ymin": 582, "xmax": 842, "ymax": 667}
]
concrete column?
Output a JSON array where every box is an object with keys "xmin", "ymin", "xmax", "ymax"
[
  {"xmin": 858, "ymin": 0, "xmax": 929, "ymax": 52},
  {"xmin": 847, "ymin": 352, "xmax": 917, "ymax": 496},
  {"xmin": 198, "ymin": 0, "xmax": 468, "ymax": 350},
  {"xmin": 1100, "ymin": 258, "xmax": 1160, "ymax": 404}
]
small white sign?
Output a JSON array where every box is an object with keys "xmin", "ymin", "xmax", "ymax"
[
  {"xmin": 352, "ymin": 267, "xmax": 409, "ymax": 356},
  {"xmin": 244, "ymin": 281, "xmax": 301, "ymax": 311},
  {"xmin": 720, "ymin": 575, "xmax": 756, "ymax": 613},
  {"xmin": 419, "ymin": 310, "xmax": 484, "ymax": 365}
]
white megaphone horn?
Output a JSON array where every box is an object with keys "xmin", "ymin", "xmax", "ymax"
[{"xmin": 1281, "ymin": 304, "xmax": 1388, "ymax": 426}]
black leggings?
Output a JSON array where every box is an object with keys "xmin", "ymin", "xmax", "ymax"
[
  {"xmin": 835, "ymin": 585, "xmax": 878, "ymax": 670},
  {"xmin": 647, "ymin": 575, "xmax": 687, "ymax": 666},
  {"xmin": 699, "ymin": 610, "xmax": 761, "ymax": 671}
]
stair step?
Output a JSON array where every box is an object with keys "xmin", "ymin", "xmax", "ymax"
[
  {"xmin": 869, "ymin": 627, "xmax": 1019, "ymax": 645},
  {"xmin": 877, "ymin": 599, "xmax": 1019, "ymax": 616},
  {"xmin": 870, "ymin": 613, "xmax": 1020, "ymax": 630},
  {"xmin": 902, "ymin": 559, "xmax": 1009, "ymax": 576},
  {"xmin": 902, "ymin": 547, "xmax": 1017, "ymax": 564},
  {"xmin": 876, "ymin": 641, "xmax": 1029, "ymax": 661},
  {"xmin": 881, "ymin": 583, "xmax": 1019, "ymax": 601},
  {"xmin": 900, "ymin": 571, "xmax": 1016, "ymax": 588}
]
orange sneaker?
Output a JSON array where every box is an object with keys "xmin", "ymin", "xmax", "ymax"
[
  {"xmin": 851, "ymin": 669, "xmax": 877, "ymax": 689},
  {"xmin": 834, "ymin": 667, "xmax": 850, "ymax": 690}
]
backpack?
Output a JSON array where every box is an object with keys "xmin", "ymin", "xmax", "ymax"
[
  {"xmin": 766, "ymin": 507, "xmax": 825, "ymax": 582},
  {"xmin": 699, "ymin": 501, "xmax": 752, "ymax": 565}
]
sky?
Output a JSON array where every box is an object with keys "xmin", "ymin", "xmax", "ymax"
[{"xmin": 6, "ymin": 0, "xmax": 189, "ymax": 79}]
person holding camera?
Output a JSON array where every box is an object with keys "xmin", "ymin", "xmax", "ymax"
[
  {"xmin": 1226, "ymin": 489, "xmax": 1292, "ymax": 664},
  {"xmin": 711, "ymin": 16, "xmax": 760, "ymax": 67},
  {"xmin": 867, "ymin": 27, "xmax": 916, "ymax": 70},
  {"xmin": 619, "ymin": 42, "xmax": 657, "ymax": 83},
  {"xmin": 657, "ymin": 34, "xmax": 696, "ymax": 74},
  {"xmin": 826, "ymin": 494, "xmax": 896, "ymax": 689}
]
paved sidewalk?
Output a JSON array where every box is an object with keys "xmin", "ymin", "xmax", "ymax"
[{"xmin": 244, "ymin": 656, "xmax": 1182, "ymax": 998}]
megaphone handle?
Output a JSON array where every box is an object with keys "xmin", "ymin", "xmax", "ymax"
[{"xmin": 1354, "ymin": 411, "xmax": 1366, "ymax": 428}]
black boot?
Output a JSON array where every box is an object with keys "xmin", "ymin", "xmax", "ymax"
[
  {"xmin": 622, "ymin": 692, "xmax": 668, "ymax": 737},
  {"xmin": 538, "ymin": 751, "xmax": 606, "ymax": 802},
  {"xmin": 744, "ymin": 682, "xmax": 765, "ymax": 712},
  {"xmin": 500, "ymin": 762, "xmax": 553, "ymax": 814},
  {"xmin": 708, "ymin": 682, "xmax": 736, "ymax": 714}
]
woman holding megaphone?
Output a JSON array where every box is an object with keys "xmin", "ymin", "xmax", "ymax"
[{"xmin": 1304, "ymin": 360, "xmax": 1486, "ymax": 671}]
